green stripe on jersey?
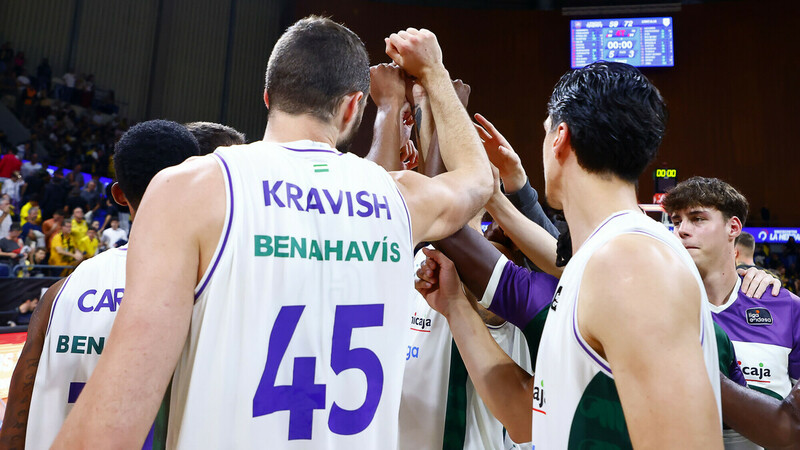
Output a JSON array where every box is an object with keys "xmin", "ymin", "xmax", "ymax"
[
  {"xmin": 442, "ymin": 340, "xmax": 468, "ymax": 450},
  {"xmin": 567, "ymin": 373, "xmax": 631, "ymax": 450}
]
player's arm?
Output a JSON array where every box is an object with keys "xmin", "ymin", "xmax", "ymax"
[
  {"xmin": 385, "ymin": 29, "xmax": 492, "ymax": 245},
  {"xmin": 580, "ymin": 234, "xmax": 722, "ymax": 449},
  {"xmin": 416, "ymin": 248, "xmax": 534, "ymax": 443},
  {"xmin": 0, "ymin": 278, "xmax": 64, "ymax": 450},
  {"xmin": 474, "ymin": 113, "xmax": 559, "ymax": 238},
  {"xmin": 484, "ymin": 192, "xmax": 561, "ymax": 277},
  {"xmin": 721, "ymin": 375, "xmax": 800, "ymax": 449},
  {"xmin": 53, "ymin": 157, "xmax": 221, "ymax": 448},
  {"xmin": 365, "ymin": 63, "xmax": 413, "ymax": 172}
]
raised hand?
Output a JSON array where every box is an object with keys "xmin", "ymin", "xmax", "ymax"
[
  {"xmin": 369, "ymin": 63, "xmax": 407, "ymax": 109},
  {"xmin": 400, "ymin": 140, "xmax": 419, "ymax": 171},
  {"xmin": 474, "ymin": 113, "xmax": 527, "ymax": 193},
  {"xmin": 385, "ymin": 28, "xmax": 444, "ymax": 81},
  {"xmin": 452, "ymin": 79, "xmax": 470, "ymax": 108}
]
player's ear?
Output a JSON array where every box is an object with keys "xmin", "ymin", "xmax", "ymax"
[
  {"xmin": 553, "ymin": 121, "xmax": 571, "ymax": 163},
  {"xmin": 110, "ymin": 183, "xmax": 128, "ymax": 207},
  {"xmin": 263, "ymin": 89, "xmax": 269, "ymax": 109},
  {"xmin": 339, "ymin": 91, "xmax": 364, "ymax": 130},
  {"xmin": 728, "ymin": 216, "xmax": 743, "ymax": 239}
]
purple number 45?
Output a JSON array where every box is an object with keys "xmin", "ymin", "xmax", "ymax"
[{"xmin": 252, "ymin": 304, "xmax": 385, "ymax": 440}]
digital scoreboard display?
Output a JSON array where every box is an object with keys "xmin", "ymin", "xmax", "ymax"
[{"xmin": 571, "ymin": 17, "xmax": 674, "ymax": 68}]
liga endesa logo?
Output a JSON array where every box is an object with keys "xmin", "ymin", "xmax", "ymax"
[{"xmin": 745, "ymin": 307, "xmax": 773, "ymax": 326}]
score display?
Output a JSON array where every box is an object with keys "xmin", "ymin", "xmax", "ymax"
[{"xmin": 571, "ymin": 17, "xmax": 674, "ymax": 68}]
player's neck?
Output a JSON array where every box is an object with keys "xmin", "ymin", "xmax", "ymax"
[
  {"xmin": 263, "ymin": 112, "xmax": 338, "ymax": 149},
  {"xmin": 699, "ymin": 250, "xmax": 739, "ymax": 305},
  {"xmin": 560, "ymin": 173, "xmax": 641, "ymax": 253}
]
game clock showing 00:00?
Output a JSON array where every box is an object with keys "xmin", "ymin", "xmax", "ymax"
[
  {"xmin": 654, "ymin": 168, "xmax": 678, "ymax": 195},
  {"xmin": 571, "ymin": 17, "xmax": 675, "ymax": 68}
]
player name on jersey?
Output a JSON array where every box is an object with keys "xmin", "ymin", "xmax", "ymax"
[
  {"xmin": 254, "ymin": 235, "xmax": 402, "ymax": 262},
  {"xmin": 263, "ymin": 179, "xmax": 394, "ymax": 220}
]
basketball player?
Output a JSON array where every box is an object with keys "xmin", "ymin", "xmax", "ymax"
[
  {"xmin": 184, "ymin": 121, "xmax": 246, "ymax": 155},
  {"xmin": 54, "ymin": 18, "xmax": 492, "ymax": 448},
  {"xmin": 417, "ymin": 61, "xmax": 722, "ymax": 448},
  {"xmin": 365, "ymin": 65, "xmax": 536, "ymax": 449},
  {"xmin": 0, "ymin": 120, "xmax": 199, "ymax": 449},
  {"xmin": 663, "ymin": 177, "xmax": 800, "ymax": 448}
]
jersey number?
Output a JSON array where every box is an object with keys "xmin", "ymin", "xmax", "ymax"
[{"xmin": 252, "ymin": 304, "xmax": 385, "ymax": 440}]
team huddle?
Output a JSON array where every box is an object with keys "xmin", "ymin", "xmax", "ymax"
[{"xmin": 1, "ymin": 15, "xmax": 798, "ymax": 450}]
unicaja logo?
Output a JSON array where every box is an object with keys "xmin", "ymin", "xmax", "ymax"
[
  {"xmin": 410, "ymin": 312, "xmax": 432, "ymax": 331},
  {"xmin": 739, "ymin": 361, "xmax": 772, "ymax": 381}
]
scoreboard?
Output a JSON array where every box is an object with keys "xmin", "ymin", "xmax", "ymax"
[{"xmin": 571, "ymin": 17, "xmax": 675, "ymax": 68}]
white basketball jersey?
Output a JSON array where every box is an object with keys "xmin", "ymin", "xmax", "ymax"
[
  {"xmin": 168, "ymin": 141, "xmax": 415, "ymax": 449},
  {"xmin": 26, "ymin": 247, "xmax": 130, "ymax": 449},
  {"xmin": 531, "ymin": 211, "xmax": 721, "ymax": 449}
]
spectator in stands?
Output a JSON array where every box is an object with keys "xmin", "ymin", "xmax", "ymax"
[
  {"xmin": 65, "ymin": 186, "xmax": 87, "ymax": 213},
  {"xmin": 36, "ymin": 58, "xmax": 51, "ymax": 93},
  {"xmin": 0, "ymin": 43, "xmax": 12, "ymax": 71},
  {"xmin": 49, "ymin": 221, "xmax": 81, "ymax": 267},
  {"xmin": 22, "ymin": 170, "xmax": 45, "ymax": 205},
  {"xmin": 0, "ymin": 197, "xmax": 11, "ymax": 237},
  {"xmin": 41, "ymin": 209, "xmax": 63, "ymax": 250},
  {"xmin": 0, "ymin": 299, "xmax": 38, "ymax": 326},
  {"xmin": 0, "ymin": 147, "xmax": 22, "ymax": 180},
  {"xmin": 62, "ymin": 68, "xmax": 76, "ymax": 102},
  {"xmin": 78, "ymin": 227, "xmax": 99, "ymax": 259},
  {"xmin": 20, "ymin": 152, "xmax": 42, "ymax": 178},
  {"xmin": 100, "ymin": 216, "xmax": 126, "ymax": 250},
  {"xmin": 2, "ymin": 171, "xmax": 24, "ymax": 205},
  {"xmin": 184, "ymin": 121, "xmax": 246, "ymax": 155},
  {"xmin": 40, "ymin": 168, "xmax": 67, "ymax": 219},
  {"xmin": 80, "ymin": 180, "xmax": 100, "ymax": 221},
  {"xmin": 13, "ymin": 51, "xmax": 25, "ymax": 73},
  {"xmin": 26, "ymin": 247, "xmax": 50, "ymax": 277},
  {"xmin": 70, "ymin": 207, "xmax": 88, "ymax": 242},
  {"xmin": 0, "ymin": 223, "xmax": 28, "ymax": 272},
  {"xmin": 21, "ymin": 207, "xmax": 44, "ymax": 249},
  {"xmin": 19, "ymin": 195, "xmax": 40, "ymax": 225}
]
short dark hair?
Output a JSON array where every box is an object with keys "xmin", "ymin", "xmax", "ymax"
[
  {"xmin": 184, "ymin": 122, "xmax": 246, "ymax": 155},
  {"xmin": 547, "ymin": 61, "xmax": 667, "ymax": 182},
  {"xmin": 113, "ymin": 120, "xmax": 200, "ymax": 210},
  {"xmin": 9, "ymin": 223, "xmax": 21, "ymax": 232},
  {"xmin": 662, "ymin": 176, "xmax": 749, "ymax": 224},
  {"xmin": 265, "ymin": 16, "xmax": 370, "ymax": 122},
  {"xmin": 735, "ymin": 232, "xmax": 755, "ymax": 252}
]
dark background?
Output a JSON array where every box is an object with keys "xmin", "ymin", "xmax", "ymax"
[{"xmin": 2, "ymin": 0, "xmax": 798, "ymax": 224}]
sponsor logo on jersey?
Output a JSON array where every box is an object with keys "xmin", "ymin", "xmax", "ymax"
[
  {"xmin": 738, "ymin": 360, "xmax": 772, "ymax": 382},
  {"xmin": 410, "ymin": 312, "xmax": 432, "ymax": 332},
  {"xmin": 263, "ymin": 180, "xmax": 393, "ymax": 220},
  {"xmin": 406, "ymin": 346, "xmax": 420, "ymax": 360},
  {"xmin": 56, "ymin": 335, "xmax": 105, "ymax": 355},
  {"xmin": 532, "ymin": 379, "xmax": 547, "ymax": 414},
  {"xmin": 254, "ymin": 235, "xmax": 401, "ymax": 262},
  {"xmin": 550, "ymin": 286, "xmax": 562, "ymax": 311},
  {"xmin": 745, "ymin": 307, "xmax": 773, "ymax": 326},
  {"xmin": 77, "ymin": 288, "xmax": 124, "ymax": 313}
]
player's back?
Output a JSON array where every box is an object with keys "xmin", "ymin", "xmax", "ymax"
[
  {"xmin": 531, "ymin": 211, "xmax": 721, "ymax": 449},
  {"xmin": 169, "ymin": 141, "xmax": 415, "ymax": 448},
  {"xmin": 26, "ymin": 247, "xmax": 131, "ymax": 448}
]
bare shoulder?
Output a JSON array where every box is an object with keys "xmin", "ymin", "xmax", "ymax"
[{"xmin": 582, "ymin": 233, "xmax": 701, "ymax": 315}]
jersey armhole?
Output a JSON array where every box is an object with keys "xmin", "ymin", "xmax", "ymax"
[
  {"xmin": 193, "ymin": 153, "xmax": 235, "ymax": 302},
  {"xmin": 45, "ymin": 274, "xmax": 73, "ymax": 336}
]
